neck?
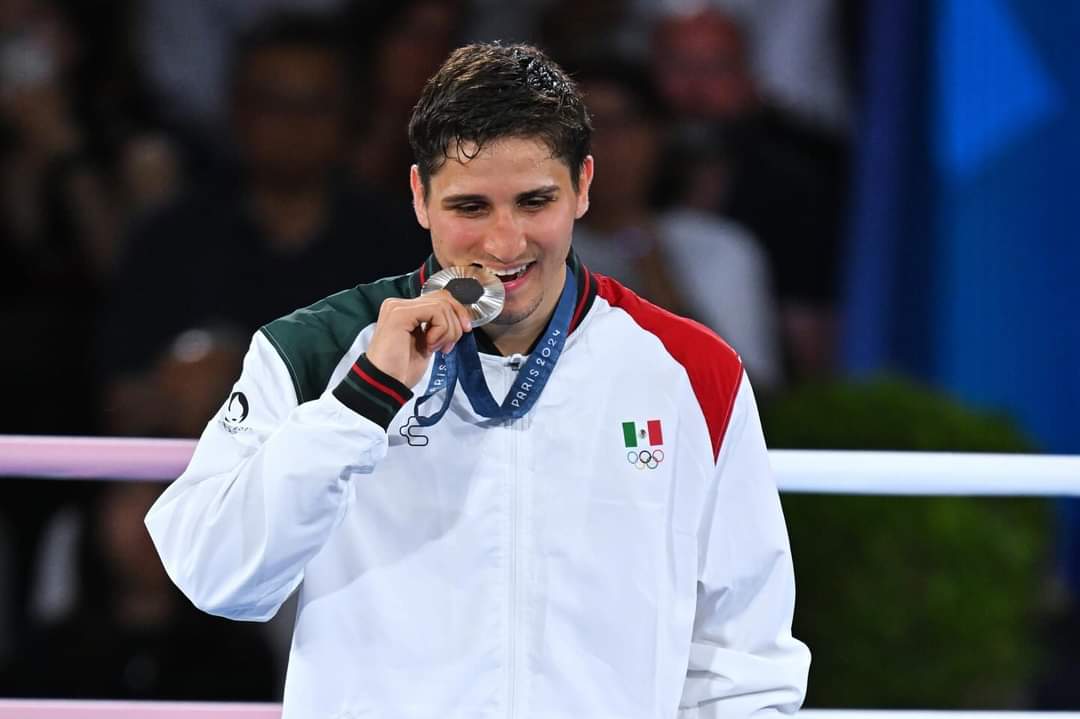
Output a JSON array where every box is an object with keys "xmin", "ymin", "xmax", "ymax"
[
  {"xmin": 486, "ymin": 323, "xmax": 544, "ymax": 357},
  {"xmin": 484, "ymin": 270, "xmax": 568, "ymax": 356}
]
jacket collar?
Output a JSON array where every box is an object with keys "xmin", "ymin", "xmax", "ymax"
[{"xmin": 407, "ymin": 250, "xmax": 598, "ymax": 352}]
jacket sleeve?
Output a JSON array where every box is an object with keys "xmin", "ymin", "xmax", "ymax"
[
  {"xmin": 145, "ymin": 331, "xmax": 408, "ymax": 622},
  {"xmin": 678, "ymin": 373, "xmax": 810, "ymax": 717}
]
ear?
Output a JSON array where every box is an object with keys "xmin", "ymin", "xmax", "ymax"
[
  {"xmin": 410, "ymin": 165, "xmax": 430, "ymax": 229},
  {"xmin": 574, "ymin": 155, "xmax": 594, "ymax": 219}
]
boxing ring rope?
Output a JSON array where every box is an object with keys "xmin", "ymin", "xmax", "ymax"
[
  {"xmin": 0, "ymin": 703, "xmax": 1077, "ymax": 719},
  {"xmin": 0, "ymin": 436, "xmax": 195, "ymax": 483},
  {"xmin": 3, "ymin": 435, "xmax": 1080, "ymax": 718},
  {"xmin": 0, "ymin": 701, "xmax": 278, "ymax": 718},
  {"xmin": 2, "ymin": 435, "xmax": 1080, "ymax": 496}
]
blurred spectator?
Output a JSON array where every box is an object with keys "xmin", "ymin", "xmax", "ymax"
[
  {"xmin": 136, "ymin": 0, "xmax": 346, "ymax": 141},
  {"xmin": 11, "ymin": 327, "xmax": 286, "ymax": 699},
  {"xmin": 572, "ymin": 60, "xmax": 781, "ymax": 390},
  {"xmin": 696, "ymin": 0, "xmax": 855, "ymax": 132},
  {"xmin": 91, "ymin": 328, "xmax": 246, "ymax": 451},
  {"xmin": 0, "ymin": 0, "xmax": 115, "ymax": 270},
  {"xmin": 347, "ymin": 0, "xmax": 463, "ymax": 194},
  {"xmin": 0, "ymin": 1, "xmax": 133, "ymax": 672},
  {"xmin": 44, "ymin": 327, "xmax": 245, "ymax": 622},
  {"xmin": 1, "ymin": 0, "xmax": 118, "ymax": 429},
  {"xmin": 11, "ymin": 480, "xmax": 275, "ymax": 699},
  {"xmin": 98, "ymin": 13, "xmax": 429, "ymax": 435},
  {"xmin": 537, "ymin": 0, "xmax": 646, "ymax": 66},
  {"xmin": 649, "ymin": 6, "xmax": 851, "ymax": 380},
  {"xmin": 33, "ymin": 0, "xmax": 181, "ymax": 227},
  {"xmin": 56, "ymin": 0, "xmax": 163, "ymax": 172},
  {"xmin": 119, "ymin": 132, "xmax": 181, "ymax": 218},
  {"xmin": 1, "ymin": 0, "xmax": 162, "ymax": 285}
]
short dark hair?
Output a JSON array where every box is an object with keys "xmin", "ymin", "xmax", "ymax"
[{"xmin": 408, "ymin": 43, "xmax": 592, "ymax": 192}]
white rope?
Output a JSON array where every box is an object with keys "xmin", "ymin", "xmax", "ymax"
[
  {"xmin": 0, "ymin": 700, "xmax": 279, "ymax": 717},
  {"xmin": 1, "ymin": 436, "xmax": 1080, "ymax": 496},
  {"xmin": 800, "ymin": 713, "xmax": 1080, "ymax": 719},
  {"xmin": 772, "ymin": 450, "xmax": 1080, "ymax": 496}
]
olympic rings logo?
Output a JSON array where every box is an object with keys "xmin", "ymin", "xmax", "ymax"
[{"xmin": 627, "ymin": 449, "xmax": 665, "ymax": 470}]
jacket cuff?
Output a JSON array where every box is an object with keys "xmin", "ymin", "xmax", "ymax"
[{"xmin": 332, "ymin": 354, "xmax": 413, "ymax": 430}]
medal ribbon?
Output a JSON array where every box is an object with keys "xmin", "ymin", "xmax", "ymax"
[{"xmin": 413, "ymin": 266, "xmax": 575, "ymax": 426}]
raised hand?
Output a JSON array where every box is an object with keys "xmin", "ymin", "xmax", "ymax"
[{"xmin": 365, "ymin": 290, "xmax": 473, "ymax": 388}]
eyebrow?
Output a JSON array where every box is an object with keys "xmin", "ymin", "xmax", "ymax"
[
  {"xmin": 440, "ymin": 185, "xmax": 560, "ymax": 206},
  {"xmin": 441, "ymin": 194, "xmax": 486, "ymax": 206},
  {"xmin": 518, "ymin": 185, "xmax": 560, "ymax": 199}
]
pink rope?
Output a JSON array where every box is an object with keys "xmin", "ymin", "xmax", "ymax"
[
  {"xmin": 0, "ymin": 701, "xmax": 279, "ymax": 718},
  {"xmin": 0, "ymin": 435, "xmax": 195, "ymax": 481}
]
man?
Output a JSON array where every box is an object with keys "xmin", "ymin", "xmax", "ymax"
[
  {"xmin": 99, "ymin": 14, "xmax": 427, "ymax": 434},
  {"xmin": 650, "ymin": 7, "xmax": 849, "ymax": 380},
  {"xmin": 146, "ymin": 43, "xmax": 809, "ymax": 718},
  {"xmin": 571, "ymin": 58, "xmax": 782, "ymax": 392}
]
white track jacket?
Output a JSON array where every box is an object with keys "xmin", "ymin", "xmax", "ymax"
[{"xmin": 146, "ymin": 255, "xmax": 809, "ymax": 719}]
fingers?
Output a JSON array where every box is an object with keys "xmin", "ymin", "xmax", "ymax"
[
  {"xmin": 370, "ymin": 293, "xmax": 474, "ymax": 388},
  {"xmin": 384, "ymin": 291, "xmax": 470, "ymax": 355},
  {"xmin": 449, "ymin": 298, "xmax": 474, "ymax": 335},
  {"xmin": 423, "ymin": 310, "xmax": 455, "ymax": 353},
  {"xmin": 428, "ymin": 297, "xmax": 470, "ymax": 354},
  {"xmin": 373, "ymin": 291, "xmax": 470, "ymax": 358}
]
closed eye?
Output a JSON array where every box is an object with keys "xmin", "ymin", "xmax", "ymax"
[
  {"xmin": 519, "ymin": 194, "xmax": 556, "ymax": 211},
  {"xmin": 452, "ymin": 201, "xmax": 488, "ymax": 216}
]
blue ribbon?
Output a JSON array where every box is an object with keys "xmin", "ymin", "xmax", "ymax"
[{"xmin": 413, "ymin": 266, "xmax": 575, "ymax": 426}]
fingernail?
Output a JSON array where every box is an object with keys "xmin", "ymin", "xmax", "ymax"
[{"xmin": 464, "ymin": 320, "xmax": 472, "ymax": 332}]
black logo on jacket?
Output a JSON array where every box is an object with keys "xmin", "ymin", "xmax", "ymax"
[
  {"xmin": 398, "ymin": 415, "xmax": 429, "ymax": 447},
  {"xmin": 225, "ymin": 392, "xmax": 249, "ymax": 423},
  {"xmin": 221, "ymin": 392, "xmax": 251, "ymax": 434}
]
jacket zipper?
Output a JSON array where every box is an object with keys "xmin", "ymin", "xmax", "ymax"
[
  {"xmin": 507, "ymin": 356, "xmax": 524, "ymax": 718},
  {"xmin": 508, "ymin": 416, "xmax": 518, "ymax": 719}
]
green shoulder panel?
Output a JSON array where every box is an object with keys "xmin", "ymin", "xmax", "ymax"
[{"xmin": 259, "ymin": 271, "xmax": 419, "ymax": 403}]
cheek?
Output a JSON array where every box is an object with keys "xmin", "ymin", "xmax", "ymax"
[
  {"xmin": 538, "ymin": 217, "xmax": 571, "ymax": 249},
  {"xmin": 430, "ymin": 219, "xmax": 483, "ymax": 259},
  {"xmin": 537, "ymin": 206, "xmax": 578, "ymax": 247}
]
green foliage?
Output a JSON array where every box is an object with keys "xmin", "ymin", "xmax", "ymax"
[{"xmin": 763, "ymin": 376, "xmax": 1049, "ymax": 708}]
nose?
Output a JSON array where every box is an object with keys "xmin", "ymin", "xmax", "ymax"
[{"xmin": 483, "ymin": 207, "xmax": 527, "ymax": 262}]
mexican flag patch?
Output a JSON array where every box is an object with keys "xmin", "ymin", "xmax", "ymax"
[{"xmin": 622, "ymin": 419, "xmax": 663, "ymax": 448}]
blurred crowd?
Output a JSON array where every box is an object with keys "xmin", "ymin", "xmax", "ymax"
[{"xmin": 0, "ymin": 0, "xmax": 857, "ymax": 700}]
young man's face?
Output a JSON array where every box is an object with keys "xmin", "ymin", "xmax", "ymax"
[{"xmin": 411, "ymin": 137, "xmax": 593, "ymax": 330}]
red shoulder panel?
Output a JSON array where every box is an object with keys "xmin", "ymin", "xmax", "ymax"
[{"xmin": 594, "ymin": 274, "xmax": 743, "ymax": 462}]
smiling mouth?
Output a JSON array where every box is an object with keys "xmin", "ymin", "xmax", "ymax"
[{"xmin": 472, "ymin": 261, "xmax": 536, "ymax": 283}]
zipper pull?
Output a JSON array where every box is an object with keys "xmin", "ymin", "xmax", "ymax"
[{"xmin": 507, "ymin": 353, "xmax": 526, "ymax": 370}]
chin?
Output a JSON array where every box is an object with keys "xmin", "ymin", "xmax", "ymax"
[{"xmin": 492, "ymin": 295, "xmax": 543, "ymax": 327}]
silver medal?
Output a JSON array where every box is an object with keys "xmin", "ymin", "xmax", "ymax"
[{"xmin": 421, "ymin": 266, "xmax": 505, "ymax": 327}]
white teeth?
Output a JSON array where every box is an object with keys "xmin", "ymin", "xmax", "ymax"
[{"xmin": 490, "ymin": 264, "xmax": 529, "ymax": 277}]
